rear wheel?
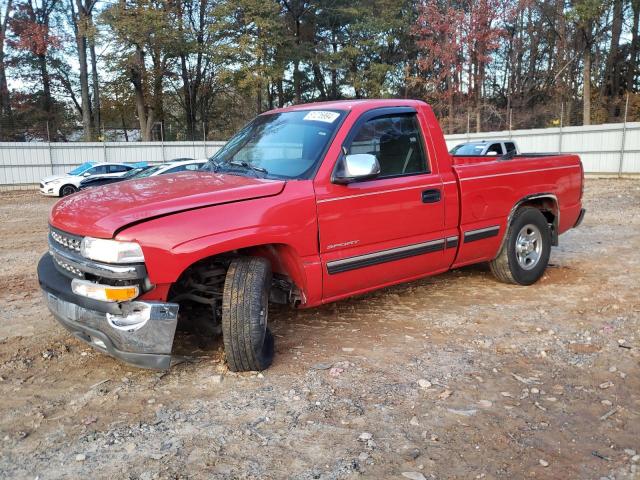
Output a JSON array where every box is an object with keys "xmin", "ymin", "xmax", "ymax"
[
  {"xmin": 60, "ymin": 184, "xmax": 77, "ymax": 197},
  {"xmin": 221, "ymin": 257, "xmax": 274, "ymax": 371},
  {"xmin": 490, "ymin": 207, "xmax": 551, "ymax": 285}
]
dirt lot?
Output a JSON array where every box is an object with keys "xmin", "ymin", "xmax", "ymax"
[{"xmin": 0, "ymin": 179, "xmax": 638, "ymax": 480}]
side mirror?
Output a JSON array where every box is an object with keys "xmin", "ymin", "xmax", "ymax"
[
  {"xmin": 82, "ymin": 172, "xmax": 91, "ymax": 177},
  {"xmin": 486, "ymin": 151, "xmax": 499, "ymax": 156},
  {"xmin": 332, "ymin": 153, "xmax": 380, "ymax": 184}
]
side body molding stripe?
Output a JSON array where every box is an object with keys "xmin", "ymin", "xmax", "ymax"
[
  {"xmin": 326, "ymin": 238, "xmax": 447, "ymax": 275},
  {"xmin": 445, "ymin": 236, "xmax": 459, "ymax": 249},
  {"xmin": 463, "ymin": 225, "xmax": 500, "ymax": 243}
]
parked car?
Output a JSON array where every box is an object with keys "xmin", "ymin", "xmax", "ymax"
[
  {"xmin": 40, "ymin": 162, "xmax": 138, "ymax": 197},
  {"xmin": 79, "ymin": 166, "xmax": 152, "ymax": 190},
  {"xmin": 38, "ymin": 99, "xmax": 585, "ymax": 372},
  {"xmin": 129, "ymin": 158, "xmax": 206, "ymax": 178},
  {"xmin": 79, "ymin": 160, "xmax": 205, "ymax": 190},
  {"xmin": 450, "ymin": 140, "xmax": 519, "ymax": 156}
]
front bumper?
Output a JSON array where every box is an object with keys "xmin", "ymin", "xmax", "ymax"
[
  {"xmin": 39, "ymin": 184, "xmax": 58, "ymax": 196},
  {"xmin": 38, "ymin": 253, "xmax": 179, "ymax": 369}
]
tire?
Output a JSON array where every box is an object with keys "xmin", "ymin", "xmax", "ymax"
[
  {"xmin": 60, "ymin": 184, "xmax": 78, "ymax": 197},
  {"xmin": 222, "ymin": 257, "xmax": 274, "ymax": 371},
  {"xmin": 489, "ymin": 207, "xmax": 551, "ymax": 285}
]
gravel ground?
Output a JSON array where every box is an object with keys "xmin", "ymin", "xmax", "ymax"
[{"xmin": 0, "ymin": 179, "xmax": 638, "ymax": 480}]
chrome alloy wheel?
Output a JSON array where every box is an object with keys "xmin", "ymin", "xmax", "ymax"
[{"xmin": 515, "ymin": 224, "xmax": 543, "ymax": 270}]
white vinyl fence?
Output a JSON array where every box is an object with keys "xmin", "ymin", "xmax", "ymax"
[
  {"xmin": 0, "ymin": 122, "xmax": 638, "ymax": 187},
  {"xmin": 445, "ymin": 122, "xmax": 640, "ymax": 175},
  {"xmin": 0, "ymin": 141, "xmax": 225, "ymax": 187}
]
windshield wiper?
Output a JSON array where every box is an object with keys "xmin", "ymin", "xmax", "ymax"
[{"xmin": 228, "ymin": 160, "xmax": 268, "ymax": 175}]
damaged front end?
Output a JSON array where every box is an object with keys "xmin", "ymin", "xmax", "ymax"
[{"xmin": 38, "ymin": 227, "xmax": 179, "ymax": 369}]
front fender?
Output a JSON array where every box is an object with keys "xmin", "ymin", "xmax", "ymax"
[{"xmin": 116, "ymin": 181, "xmax": 323, "ymax": 306}]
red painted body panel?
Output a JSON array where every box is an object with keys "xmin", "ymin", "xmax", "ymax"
[
  {"xmin": 49, "ymin": 99, "xmax": 584, "ymax": 308},
  {"xmin": 451, "ymin": 156, "xmax": 582, "ymax": 267},
  {"xmin": 49, "ymin": 172, "xmax": 285, "ymax": 238},
  {"xmin": 116, "ymin": 181, "xmax": 323, "ymax": 305}
]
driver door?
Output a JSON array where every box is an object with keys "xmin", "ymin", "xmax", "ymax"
[{"xmin": 316, "ymin": 108, "xmax": 447, "ymax": 301}]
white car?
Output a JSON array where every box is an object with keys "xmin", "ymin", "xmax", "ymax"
[
  {"xmin": 78, "ymin": 159, "xmax": 207, "ymax": 190},
  {"xmin": 39, "ymin": 162, "xmax": 136, "ymax": 197},
  {"xmin": 450, "ymin": 140, "xmax": 520, "ymax": 156},
  {"xmin": 130, "ymin": 158, "xmax": 207, "ymax": 178}
]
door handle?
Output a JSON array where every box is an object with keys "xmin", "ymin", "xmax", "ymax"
[{"xmin": 421, "ymin": 189, "xmax": 441, "ymax": 203}]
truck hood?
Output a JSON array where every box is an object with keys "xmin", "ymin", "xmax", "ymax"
[{"xmin": 50, "ymin": 171, "xmax": 286, "ymax": 238}]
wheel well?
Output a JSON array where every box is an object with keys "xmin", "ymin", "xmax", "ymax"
[
  {"xmin": 167, "ymin": 248, "xmax": 302, "ymax": 337},
  {"xmin": 517, "ymin": 196, "xmax": 558, "ymax": 245},
  {"xmin": 168, "ymin": 245, "xmax": 303, "ymax": 313}
]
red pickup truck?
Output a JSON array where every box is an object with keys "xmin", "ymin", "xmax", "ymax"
[{"xmin": 38, "ymin": 99, "xmax": 585, "ymax": 371}]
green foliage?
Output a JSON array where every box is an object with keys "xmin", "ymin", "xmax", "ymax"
[{"xmin": 1, "ymin": 0, "xmax": 639, "ymax": 140}]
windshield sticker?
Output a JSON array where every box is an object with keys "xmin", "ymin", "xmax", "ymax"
[{"xmin": 303, "ymin": 111, "xmax": 340, "ymax": 123}]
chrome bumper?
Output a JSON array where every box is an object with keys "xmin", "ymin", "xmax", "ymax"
[{"xmin": 44, "ymin": 291, "xmax": 179, "ymax": 369}]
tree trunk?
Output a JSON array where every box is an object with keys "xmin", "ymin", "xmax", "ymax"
[
  {"xmin": 130, "ymin": 46, "xmax": 152, "ymax": 141},
  {"xmin": 120, "ymin": 112, "xmax": 128, "ymax": 142},
  {"xmin": 177, "ymin": 0, "xmax": 207, "ymax": 141},
  {"xmin": 24, "ymin": 0, "xmax": 58, "ymax": 139},
  {"xmin": 330, "ymin": 36, "xmax": 338, "ymax": 99},
  {"xmin": 293, "ymin": 17, "xmax": 301, "ymax": 104},
  {"xmin": 150, "ymin": 51, "xmax": 164, "ymax": 140},
  {"xmin": 89, "ymin": 26, "xmax": 101, "ymax": 137},
  {"xmin": 601, "ymin": 0, "xmax": 623, "ymax": 118},
  {"xmin": 256, "ymin": 70, "xmax": 263, "ymax": 114},
  {"xmin": 312, "ymin": 61, "xmax": 326, "ymax": 100},
  {"xmin": 277, "ymin": 77, "xmax": 284, "ymax": 108},
  {"xmin": 77, "ymin": 38, "xmax": 92, "ymax": 139},
  {"xmin": 448, "ymin": 95, "xmax": 454, "ymax": 135},
  {"xmin": 293, "ymin": 59, "xmax": 301, "ymax": 104},
  {"xmin": 476, "ymin": 61, "xmax": 484, "ymax": 133},
  {"xmin": 37, "ymin": 52, "xmax": 56, "ymax": 137},
  {"xmin": 0, "ymin": 0, "xmax": 12, "ymax": 125},
  {"xmin": 447, "ymin": 75, "xmax": 454, "ymax": 134},
  {"xmin": 554, "ymin": 0, "xmax": 567, "ymax": 107},
  {"xmin": 583, "ymin": 45, "xmax": 591, "ymax": 126},
  {"xmin": 267, "ymin": 80, "xmax": 274, "ymax": 110},
  {"xmin": 72, "ymin": 0, "xmax": 93, "ymax": 140},
  {"xmin": 0, "ymin": 46, "xmax": 10, "ymax": 116},
  {"xmin": 180, "ymin": 53, "xmax": 195, "ymax": 140},
  {"xmin": 626, "ymin": 0, "xmax": 640, "ymax": 92}
]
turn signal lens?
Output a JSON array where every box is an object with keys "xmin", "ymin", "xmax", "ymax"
[{"xmin": 71, "ymin": 279, "xmax": 139, "ymax": 303}]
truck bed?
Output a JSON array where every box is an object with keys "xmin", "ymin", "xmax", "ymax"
[
  {"xmin": 448, "ymin": 153, "xmax": 584, "ymax": 268},
  {"xmin": 451, "ymin": 152, "xmax": 568, "ymax": 166}
]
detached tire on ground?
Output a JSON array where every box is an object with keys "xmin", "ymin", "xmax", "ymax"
[
  {"xmin": 490, "ymin": 207, "xmax": 551, "ymax": 286},
  {"xmin": 222, "ymin": 257, "xmax": 274, "ymax": 371}
]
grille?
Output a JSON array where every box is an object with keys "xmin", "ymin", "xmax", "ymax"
[
  {"xmin": 52, "ymin": 254, "xmax": 83, "ymax": 277},
  {"xmin": 50, "ymin": 228, "xmax": 82, "ymax": 252}
]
